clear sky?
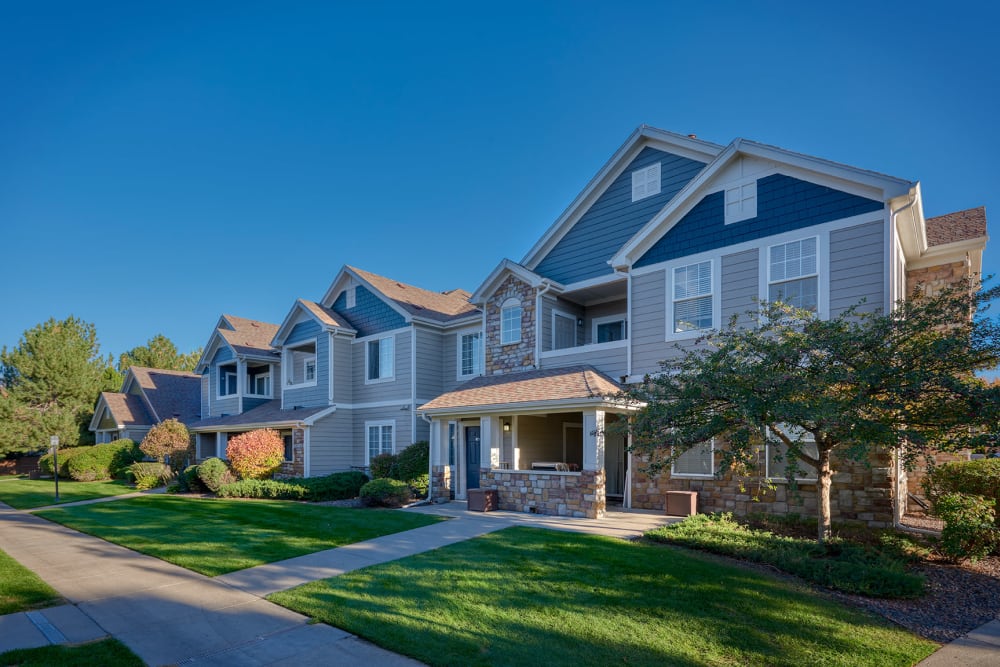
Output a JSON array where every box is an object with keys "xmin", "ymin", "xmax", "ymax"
[{"xmin": 1, "ymin": 1, "xmax": 997, "ymax": 361}]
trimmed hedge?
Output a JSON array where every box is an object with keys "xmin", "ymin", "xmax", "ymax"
[
  {"xmin": 646, "ymin": 513, "xmax": 925, "ymax": 599},
  {"xmin": 180, "ymin": 465, "xmax": 205, "ymax": 493},
  {"xmin": 216, "ymin": 471, "xmax": 369, "ymax": 502},
  {"xmin": 197, "ymin": 457, "xmax": 236, "ymax": 493},
  {"xmin": 38, "ymin": 446, "xmax": 90, "ymax": 477},
  {"xmin": 128, "ymin": 462, "xmax": 174, "ymax": 490},
  {"xmin": 360, "ymin": 478, "xmax": 411, "ymax": 507},
  {"xmin": 367, "ymin": 442, "xmax": 429, "ymax": 498},
  {"xmin": 67, "ymin": 440, "xmax": 142, "ymax": 481}
]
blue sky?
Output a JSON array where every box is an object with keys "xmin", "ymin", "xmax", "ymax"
[{"xmin": 1, "ymin": 1, "xmax": 997, "ymax": 361}]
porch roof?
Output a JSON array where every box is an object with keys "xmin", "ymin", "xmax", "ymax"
[
  {"xmin": 418, "ymin": 365, "xmax": 628, "ymax": 415},
  {"xmin": 189, "ymin": 400, "xmax": 333, "ymax": 431}
]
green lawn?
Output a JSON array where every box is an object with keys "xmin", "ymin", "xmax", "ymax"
[
  {"xmin": 37, "ymin": 495, "xmax": 444, "ymax": 576},
  {"xmin": 0, "ymin": 547, "xmax": 61, "ymax": 615},
  {"xmin": 0, "ymin": 638, "xmax": 143, "ymax": 667},
  {"xmin": 269, "ymin": 527, "xmax": 937, "ymax": 667},
  {"xmin": 0, "ymin": 479, "xmax": 135, "ymax": 510}
]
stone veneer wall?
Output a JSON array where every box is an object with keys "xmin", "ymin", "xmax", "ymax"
[
  {"xmin": 480, "ymin": 468, "xmax": 606, "ymax": 518},
  {"xmin": 275, "ymin": 428, "xmax": 306, "ymax": 478},
  {"xmin": 631, "ymin": 451, "xmax": 897, "ymax": 528},
  {"xmin": 485, "ymin": 275, "xmax": 536, "ymax": 374},
  {"xmin": 431, "ymin": 465, "xmax": 452, "ymax": 502},
  {"xmin": 906, "ymin": 259, "xmax": 971, "ymax": 298}
]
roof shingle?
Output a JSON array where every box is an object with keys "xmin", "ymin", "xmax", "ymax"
[
  {"xmin": 925, "ymin": 206, "xmax": 987, "ymax": 247},
  {"xmin": 349, "ymin": 266, "xmax": 478, "ymax": 323},
  {"xmin": 99, "ymin": 392, "xmax": 154, "ymax": 427},
  {"xmin": 220, "ymin": 315, "xmax": 280, "ymax": 357},
  {"xmin": 189, "ymin": 400, "xmax": 330, "ymax": 430},
  {"xmin": 128, "ymin": 367, "xmax": 201, "ymax": 425}
]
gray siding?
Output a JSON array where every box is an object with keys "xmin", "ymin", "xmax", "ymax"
[
  {"xmin": 830, "ymin": 220, "xmax": 885, "ymax": 316},
  {"xmin": 208, "ymin": 346, "xmax": 239, "ymax": 417},
  {"xmin": 333, "ymin": 335, "xmax": 353, "ymax": 404},
  {"xmin": 539, "ymin": 345, "xmax": 627, "ymax": 379},
  {"xmin": 540, "ymin": 295, "xmax": 583, "ymax": 352},
  {"xmin": 630, "ymin": 269, "xmax": 699, "ymax": 373},
  {"xmin": 352, "ymin": 409, "xmax": 412, "ymax": 462},
  {"xmin": 308, "ymin": 410, "xmax": 356, "ymax": 475},
  {"xmin": 283, "ymin": 320, "xmax": 330, "ymax": 408},
  {"xmin": 414, "ymin": 326, "xmax": 443, "ymax": 402},
  {"xmin": 721, "ymin": 249, "xmax": 759, "ymax": 327},
  {"xmin": 351, "ymin": 329, "xmax": 412, "ymax": 404},
  {"xmin": 200, "ymin": 375, "xmax": 210, "ymax": 419},
  {"xmin": 582, "ymin": 298, "xmax": 628, "ymax": 345},
  {"xmin": 441, "ymin": 332, "xmax": 459, "ymax": 392}
]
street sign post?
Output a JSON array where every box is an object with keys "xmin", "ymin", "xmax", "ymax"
[{"xmin": 50, "ymin": 436, "xmax": 59, "ymax": 502}]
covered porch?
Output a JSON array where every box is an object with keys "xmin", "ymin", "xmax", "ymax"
[{"xmin": 419, "ymin": 366, "xmax": 637, "ymax": 519}]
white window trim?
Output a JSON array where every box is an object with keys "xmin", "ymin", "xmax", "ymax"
[
  {"xmin": 765, "ymin": 427, "xmax": 819, "ymax": 483},
  {"xmin": 456, "ymin": 328, "xmax": 483, "ymax": 380},
  {"xmin": 551, "ymin": 309, "xmax": 577, "ymax": 351},
  {"xmin": 631, "ymin": 162, "xmax": 661, "ymax": 202},
  {"xmin": 592, "ymin": 314, "xmax": 627, "ymax": 344},
  {"xmin": 284, "ymin": 338, "xmax": 319, "ymax": 389},
  {"xmin": 500, "ymin": 298, "xmax": 522, "ymax": 345},
  {"xmin": 766, "ymin": 235, "xmax": 821, "ymax": 313},
  {"xmin": 724, "ymin": 177, "xmax": 758, "ymax": 224},
  {"xmin": 671, "ymin": 440, "xmax": 715, "ymax": 479},
  {"xmin": 304, "ymin": 358, "xmax": 316, "ymax": 382},
  {"xmin": 216, "ymin": 366, "xmax": 238, "ymax": 400},
  {"xmin": 365, "ymin": 335, "xmax": 395, "ymax": 385},
  {"xmin": 365, "ymin": 419, "xmax": 395, "ymax": 464},
  {"xmin": 245, "ymin": 370, "xmax": 272, "ymax": 398},
  {"xmin": 666, "ymin": 259, "xmax": 718, "ymax": 341}
]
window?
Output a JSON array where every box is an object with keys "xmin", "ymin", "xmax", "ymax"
[
  {"xmin": 281, "ymin": 432, "xmax": 293, "ymax": 462},
  {"xmin": 553, "ymin": 312, "xmax": 576, "ymax": 350},
  {"xmin": 766, "ymin": 426, "xmax": 818, "ymax": 481},
  {"xmin": 459, "ymin": 331, "xmax": 482, "ymax": 377},
  {"xmin": 631, "ymin": 162, "xmax": 661, "ymax": 201},
  {"xmin": 769, "ymin": 237, "xmax": 818, "ymax": 311},
  {"xmin": 218, "ymin": 365, "xmax": 237, "ymax": 397},
  {"xmin": 725, "ymin": 179, "xmax": 757, "ymax": 223},
  {"xmin": 366, "ymin": 336, "xmax": 394, "ymax": 382},
  {"xmin": 500, "ymin": 298, "xmax": 522, "ymax": 344},
  {"xmin": 672, "ymin": 261, "xmax": 713, "ymax": 333},
  {"xmin": 672, "ymin": 440, "xmax": 714, "ymax": 477},
  {"xmin": 286, "ymin": 342, "xmax": 317, "ymax": 386},
  {"xmin": 345, "ymin": 285, "xmax": 356, "ymax": 309},
  {"xmin": 593, "ymin": 315, "xmax": 627, "ymax": 343},
  {"xmin": 366, "ymin": 421, "xmax": 394, "ymax": 463},
  {"xmin": 247, "ymin": 370, "xmax": 270, "ymax": 397}
]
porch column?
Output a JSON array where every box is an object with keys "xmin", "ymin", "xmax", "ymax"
[
  {"xmin": 582, "ymin": 409, "xmax": 605, "ymax": 472},
  {"xmin": 428, "ymin": 418, "xmax": 451, "ymax": 502},
  {"xmin": 480, "ymin": 416, "xmax": 499, "ymax": 469}
]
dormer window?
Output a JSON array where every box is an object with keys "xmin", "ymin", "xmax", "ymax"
[
  {"xmin": 247, "ymin": 368, "xmax": 271, "ymax": 397},
  {"xmin": 631, "ymin": 162, "xmax": 661, "ymax": 202},
  {"xmin": 725, "ymin": 179, "xmax": 757, "ymax": 223},
  {"xmin": 218, "ymin": 364, "xmax": 238, "ymax": 398},
  {"xmin": 500, "ymin": 298, "xmax": 522, "ymax": 345},
  {"xmin": 285, "ymin": 341, "xmax": 317, "ymax": 387}
]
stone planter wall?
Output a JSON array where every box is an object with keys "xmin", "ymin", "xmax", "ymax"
[{"xmin": 480, "ymin": 468, "xmax": 606, "ymax": 518}]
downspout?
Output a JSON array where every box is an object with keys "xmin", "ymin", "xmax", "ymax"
[
  {"xmin": 420, "ymin": 412, "xmax": 434, "ymax": 502},
  {"xmin": 888, "ymin": 191, "xmax": 917, "ymax": 530},
  {"xmin": 535, "ymin": 280, "xmax": 554, "ymax": 367},
  {"xmin": 613, "ymin": 267, "xmax": 632, "ymax": 379}
]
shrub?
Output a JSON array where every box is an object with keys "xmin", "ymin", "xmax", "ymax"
[
  {"xmin": 369, "ymin": 453, "xmax": 397, "ymax": 480},
  {"xmin": 396, "ymin": 441, "xmax": 429, "ymax": 482},
  {"xmin": 66, "ymin": 440, "xmax": 142, "ymax": 481},
  {"xmin": 38, "ymin": 446, "xmax": 90, "ymax": 477},
  {"xmin": 934, "ymin": 493, "xmax": 999, "ymax": 562},
  {"xmin": 180, "ymin": 465, "xmax": 204, "ymax": 493},
  {"xmin": 298, "ymin": 470, "xmax": 369, "ymax": 501},
  {"xmin": 408, "ymin": 474, "xmax": 429, "ymax": 498},
  {"xmin": 128, "ymin": 462, "xmax": 174, "ymax": 490},
  {"xmin": 215, "ymin": 471, "xmax": 369, "ymax": 502},
  {"xmin": 646, "ymin": 513, "xmax": 925, "ymax": 598},
  {"xmin": 359, "ymin": 478, "xmax": 411, "ymax": 507},
  {"xmin": 226, "ymin": 429, "xmax": 285, "ymax": 480},
  {"xmin": 197, "ymin": 457, "xmax": 236, "ymax": 493},
  {"xmin": 217, "ymin": 479, "xmax": 309, "ymax": 500},
  {"xmin": 141, "ymin": 419, "xmax": 192, "ymax": 473},
  {"xmin": 924, "ymin": 459, "xmax": 1000, "ymax": 526}
]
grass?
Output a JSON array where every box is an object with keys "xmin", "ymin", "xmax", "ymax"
[
  {"xmin": 36, "ymin": 495, "xmax": 444, "ymax": 576},
  {"xmin": 0, "ymin": 548, "xmax": 61, "ymax": 615},
  {"xmin": 0, "ymin": 479, "xmax": 135, "ymax": 510},
  {"xmin": 646, "ymin": 513, "xmax": 925, "ymax": 598},
  {"xmin": 0, "ymin": 638, "xmax": 143, "ymax": 667},
  {"xmin": 268, "ymin": 526, "xmax": 937, "ymax": 667}
]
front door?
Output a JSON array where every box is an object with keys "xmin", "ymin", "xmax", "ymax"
[
  {"xmin": 465, "ymin": 426, "xmax": 481, "ymax": 490},
  {"xmin": 606, "ymin": 431, "xmax": 626, "ymax": 496}
]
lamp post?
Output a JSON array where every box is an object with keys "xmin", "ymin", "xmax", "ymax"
[{"xmin": 50, "ymin": 435, "xmax": 59, "ymax": 502}]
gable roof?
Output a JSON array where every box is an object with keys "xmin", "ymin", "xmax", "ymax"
[
  {"xmin": 218, "ymin": 315, "xmax": 281, "ymax": 357},
  {"xmin": 91, "ymin": 392, "xmax": 154, "ymax": 430},
  {"xmin": 271, "ymin": 298, "xmax": 357, "ymax": 347},
  {"xmin": 610, "ymin": 137, "xmax": 916, "ymax": 268},
  {"xmin": 418, "ymin": 365, "xmax": 627, "ymax": 415},
  {"xmin": 521, "ymin": 126, "xmax": 724, "ymax": 272},
  {"xmin": 925, "ymin": 206, "xmax": 987, "ymax": 247},
  {"xmin": 128, "ymin": 367, "xmax": 201, "ymax": 424},
  {"xmin": 469, "ymin": 259, "xmax": 553, "ymax": 305}
]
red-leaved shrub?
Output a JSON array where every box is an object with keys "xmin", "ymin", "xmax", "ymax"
[
  {"xmin": 226, "ymin": 429, "xmax": 284, "ymax": 480},
  {"xmin": 141, "ymin": 419, "xmax": 192, "ymax": 472}
]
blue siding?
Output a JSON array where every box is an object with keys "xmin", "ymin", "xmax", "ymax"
[
  {"xmin": 534, "ymin": 147, "xmax": 706, "ymax": 284},
  {"xmin": 286, "ymin": 320, "xmax": 320, "ymax": 345},
  {"xmin": 635, "ymin": 174, "xmax": 884, "ymax": 268},
  {"xmin": 208, "ymin": 345, "xmax": 238, "ymax": 417},
  {"xmin": 284, "ymin": 320, "xmax": 329, "ymax": 408},
  {"xmin": 331, "ymin": 285, "xmax": 406, "ymax": 337}
]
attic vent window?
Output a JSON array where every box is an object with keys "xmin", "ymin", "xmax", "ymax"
[
  {"xmin": 631, "ymin": 162, "xmax": 661, "ymax": 202},
  {"xmin": 345, "ymin": 286, "xmax": 356, "ymax": 309},
  {"xmin": 725, "ymin": 179, "xmax": 757, "ymax": 224}
]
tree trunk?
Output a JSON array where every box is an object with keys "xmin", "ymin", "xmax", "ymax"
[{"xmin": 817, "ymin": 447, "xmax": 833, "ymax": 544}]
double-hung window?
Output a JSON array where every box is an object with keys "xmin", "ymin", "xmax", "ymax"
[
  {"xmin": 769, "ymin": 237, "xmax": 818, "ymax": 311},
  {"xmin": 366, "ymin": 336, "xmax": 394, "ymax": 382},
  {"xmin": 672, "ymin": 261, "xmax": 713, "ymax": 333},
  {"xmin": 672, "ymin": 440, "xmax": 714, "ymax": 477},
  {"xmin": 366, "ymin": 421, "xmax": 394, "ymax": 463},
  {"xmin": 248, "ymin": 371, "xmax": 270, "ymax": 397},
  {"xmin": 766, "ymin": 426, "xmax": 818, "ymax": 482},
  {"xmin": 500, "ymin": 298, "xmax": 522, "ymax": 344},
  {"xmin": 459, "ymin": 331, "xmax": 482, "ymax": 378}
]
